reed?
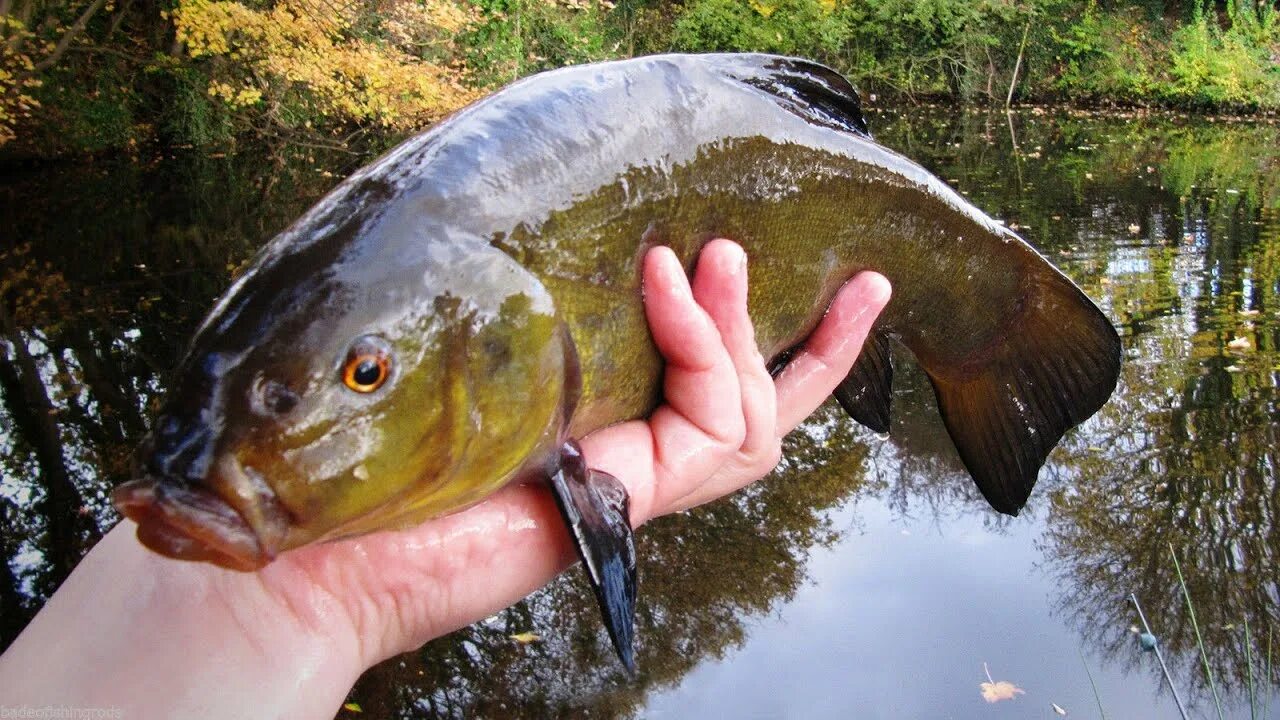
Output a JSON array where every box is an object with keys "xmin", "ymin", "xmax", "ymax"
[
  {"xmin": 1078, "ymin": 647, "xmax": 1109, "ymax": 720},
  {"xmin": 1169, "ymin": 542, "xmax": 1224, "ymax": 720}
]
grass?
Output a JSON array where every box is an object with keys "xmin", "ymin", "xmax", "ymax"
[
  {"xmin": 1246, "ymin": 617, "xmax": 1256, "ymax": 720},
  {"xmin": 1264, "ymin": 624, "xmax": 1274, "ymax": 720},
  {"xmin": 1078, "ymin": 646, "xmax": 1109, "ymax": 720},
  {"xmin": 1169, "ymin": 542, "xmax": 1225, "ymax": 720}
]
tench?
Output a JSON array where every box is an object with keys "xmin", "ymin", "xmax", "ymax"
[{"xmin": 113, "ymin": 53, "xmax": 1121, "ymax": 671}]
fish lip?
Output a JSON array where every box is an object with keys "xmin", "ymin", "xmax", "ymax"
[{"xmin": 113, "ymin": 477, "xmax": 275, "ymax": 572}]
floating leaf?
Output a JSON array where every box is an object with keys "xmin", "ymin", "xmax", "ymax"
[
  {"xmin": 980, "ymin": 663, "xmax": 1025, "ymax": 703},
  {"xmin": 510, "ymin": 632, "xmax": 541, "ymax": 644},
  {"xmin": 980, "ymin": 680, "xmax": 1025, "ymax": 703}
]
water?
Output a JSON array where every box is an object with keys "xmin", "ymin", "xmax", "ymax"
[{"xmin": 2, "ymin": 108, "xmax": 1278, "ymax": 718}]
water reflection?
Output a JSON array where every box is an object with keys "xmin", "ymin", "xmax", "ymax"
[
  {"xmin": 927, "ymin": 109, "xmax": 1280, "ymax": 703},
  {"xmin": 1, "ymin": 109, "xmax": 1278, "ymax": 716},
  {"xmin": 0, "ymin": 152, "xmax": 364, "ymax": 637}
]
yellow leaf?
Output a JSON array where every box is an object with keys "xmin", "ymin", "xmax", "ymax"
[
  {"xmin": 510, "ymin": 631, "xmax": 541, "ymax": 644},
  {"xmin": 342, "ymin": 702, "xmax": 363, "ymax": 713},
  {"xmin": 980, "ymin": 680, "xmax": 1025, "ymax": 703}
]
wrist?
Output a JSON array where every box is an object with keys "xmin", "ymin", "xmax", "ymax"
[{"xmin": 0, "ymin": 523, "xmax": 364, "ymax": 719}]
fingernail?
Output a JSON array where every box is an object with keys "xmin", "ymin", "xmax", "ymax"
[
  {"xmin": 732, "ymin": 244, "xmax": 747, "ymax": 276},
  {"xmin": 863, "ymin": 272, "xmax": 892, "ymax": 305},
  {"xmin": 662, "ymin": 251, "xmax": 694, "ymax": 300},
  {"xmin": 718, "ymin": 241, "xmax": 746, "ymax": 277}
]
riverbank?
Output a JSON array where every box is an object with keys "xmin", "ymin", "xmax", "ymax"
[{"xmin": 1, "ymin": 0, "xmax": 1278, "ymax": 159}]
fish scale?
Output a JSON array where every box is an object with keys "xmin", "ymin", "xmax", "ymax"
[{"xmin": 114, "ymin": 53, "xmax": 1121, "ymax": 673}]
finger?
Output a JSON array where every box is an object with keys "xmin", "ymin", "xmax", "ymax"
[
  {"xmin": 641, "ymin": 246, "xmax": 745, "ymax": 450},
  {"xmin": 774, "ymin": 271, "xmax": 891, "ymax": 434},
  {"xmin": 659, "ymin": 240, "xmax": 781, "ymax": 514},
  {"xmin": 689, "ymin": 240, "xmax": 777, "ymax": 460},
  {"xmin": 641, "ymin": 247, "xmax": 723, "ymax": 374},
  {"xmin": 580, "ymin": 248, "xmax": 748, "ymax": 523}
]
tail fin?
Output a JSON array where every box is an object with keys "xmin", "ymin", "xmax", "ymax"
[
  {"xmin": 926, "ymin": 267, "xmax": 1120, "ymax": 515},
  {"xmin": 830, "ymin": 253, "xmax": 1119, "ymax": 515}
]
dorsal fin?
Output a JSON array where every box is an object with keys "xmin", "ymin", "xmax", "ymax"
[{"xmin": 705, "ymin": 53, "xmax": 871, "ymax": 139}]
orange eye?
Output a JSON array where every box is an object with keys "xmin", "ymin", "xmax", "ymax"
[{"xmin": 342, "ymin": 337, "xmax": 392, "ymax": 393}]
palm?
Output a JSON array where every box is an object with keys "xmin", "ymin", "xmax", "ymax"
[
  {"xmin": 254, "ymin": 240, "xmax": 890, "ymax": 669},
  {"xmin": 0, "ymin": 241, "xmax": 887, "ymax": 719}
]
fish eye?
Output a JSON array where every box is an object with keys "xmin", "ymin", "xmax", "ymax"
[{"xmin": 342, "ymin": 336, "xmax": 393, "ymax": 393}]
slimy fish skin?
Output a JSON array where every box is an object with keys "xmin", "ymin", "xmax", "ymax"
[{"xmin": 114, "ymin": 54, "xmax": 1121, "ymax": 672}]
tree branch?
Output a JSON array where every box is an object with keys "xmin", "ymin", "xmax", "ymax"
[
  {"xmin": 67, "ymin": 44, "xmax": 146, "ymax": 63},
  {"xmin": 26, "ymin": 0, "xmax": 109, "ymax": 76},
  {"xmin": 105, "ymin": 0, "xmax": 134, "ymax": 40},
  {"xmin": 1005, "ymin": 18, "xmax": 1032, "ymax": 109}
]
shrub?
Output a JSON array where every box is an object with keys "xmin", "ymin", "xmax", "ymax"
[
  {"xmin": 462, "ymin": 0, "xmax": 618, "ymax": 87},
  {"xmin": 172, "ymin": 0, "xmax": 480, "ymax": 136},
  {"xmin": 670, "ymin": 0, "xmax": 851, "ymax": 65},
  {"xmin": 1166, "ymin": 4, "xmax": 1280, "ymax": 108},
  {"xmin": 1047, "ymin": 4, "xmax": 1162, "ymax": 102}
]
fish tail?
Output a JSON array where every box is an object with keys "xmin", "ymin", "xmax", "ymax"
[{"xmin": 923, "ymin": 264, "xmax": 1120, "ymax": 515}]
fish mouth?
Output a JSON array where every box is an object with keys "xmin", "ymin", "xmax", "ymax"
[{"xmin": 113, "ymin": 461, "xmax": 289, "ymax": 572}]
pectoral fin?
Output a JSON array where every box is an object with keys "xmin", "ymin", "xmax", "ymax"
[
  {"xmin": 832, "ymin": 330, "xmax": 893, "ymax": 433},
  {"xmin": 549, "ymin": 440, "xmax": 638, "ymax": 673}
]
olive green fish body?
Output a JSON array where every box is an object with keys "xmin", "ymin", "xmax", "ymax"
[
  {"xmin": 114, "ymin": 54, "xmax": 1119, "ymax": 669},
  {"xmin": 373, "ymin": 54, "xmax": 1116, "ymax": 506}
]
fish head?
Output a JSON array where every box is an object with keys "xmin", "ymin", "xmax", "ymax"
[{"xmin": 115, "ymin": 204, "xmax": 571, "ymax": 571}]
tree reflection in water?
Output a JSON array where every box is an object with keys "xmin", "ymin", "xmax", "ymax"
[{"xmin": 2, "ymin": 111, "xmax": 1278, "ymax": 716}]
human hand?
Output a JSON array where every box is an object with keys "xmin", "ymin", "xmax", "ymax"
[
  {"xmin": 0, "ymin": 240, "xmax": 890, "ymax": 719},
  {"xmin": 273, "ymin": 239, "xmax": 890, "ymax": 665}
]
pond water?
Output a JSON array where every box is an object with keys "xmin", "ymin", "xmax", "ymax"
[{"xmin": 1, "ymin": 107, "xmax": 1278, "ymax": 718}]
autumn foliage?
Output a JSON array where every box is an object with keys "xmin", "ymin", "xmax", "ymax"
[
  {"xmin": 0, "ymin": 0, "xmax": 108, "ymax": 147},
  {"xmin": 173, "ymin": 0, "xmax": 480, "ymax": 132},
  {"xmin": 3, "ymin": 0, "xmax": 1280, "ymax": 154}
]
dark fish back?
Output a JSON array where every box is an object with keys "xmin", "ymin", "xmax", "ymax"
[{"xmin": 703, "ymin": 54, "xmax": 872, "ymax": 138}]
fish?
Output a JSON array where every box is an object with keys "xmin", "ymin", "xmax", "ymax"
[{"xmin": 112, "ymin": 53, "xmax": 1121, "ymax": 672}]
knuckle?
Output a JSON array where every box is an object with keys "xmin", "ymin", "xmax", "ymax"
[
  {"xmin": 735, "ymin": 439, "xmax": 782, "ymax": 479},
  {"xmin": 717, "ymin": 422, "xmax": 747, "ymax": 456},
  {"xmin": 758, "ymin": 443, "xmax": 783, "ymax": 473}
]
